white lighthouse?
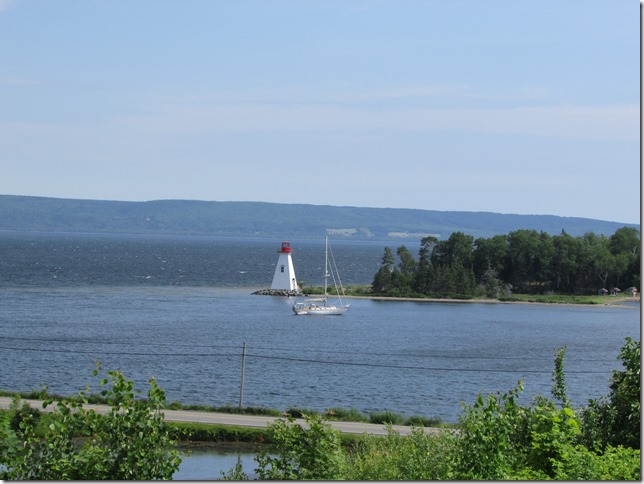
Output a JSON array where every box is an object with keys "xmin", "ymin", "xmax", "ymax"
[{"xmin": 271, "ymin": 241, "xmax": 299, "ymax": 292}]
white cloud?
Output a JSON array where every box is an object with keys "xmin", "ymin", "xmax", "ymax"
[
  {"xmin": 394, "ymin": 105, "xmax": 639, "ymax": 141},
  {"xmin": 0, "ymin": 0, "xmax": 14, "ymax": 12},
  {"xmin": 144, "ymin": 83, "xmax": 548, "ymax": 107},
  {"xmin": 112, "ymin": 102, "xmax": 638, "ymax": 142},
  {"xmin": 0, "ymin": 75, "xmax": 40, "ymax": 86}
]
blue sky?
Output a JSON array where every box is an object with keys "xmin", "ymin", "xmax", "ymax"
[{"xmin": 0, "ymin": 0, "xmax": 639, "ymax": 224}]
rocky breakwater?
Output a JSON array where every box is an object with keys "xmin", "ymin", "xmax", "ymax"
[{"xmin": 252, "ymin": 288, "xmax": 303, "ymax": 297}]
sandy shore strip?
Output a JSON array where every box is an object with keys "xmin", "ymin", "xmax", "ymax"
[{"xmin": 344, "ymin": 295, "xmax": 640, "ymax": 307}]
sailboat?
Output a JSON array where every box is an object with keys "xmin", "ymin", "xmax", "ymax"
[{"xmin": 291, "ymin": 237, "xmax": 350, "ymax": 316}]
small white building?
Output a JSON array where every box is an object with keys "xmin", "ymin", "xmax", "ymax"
[{"xmin": 271, "ymin": 241, "xmax": 299, "ymax": 291}]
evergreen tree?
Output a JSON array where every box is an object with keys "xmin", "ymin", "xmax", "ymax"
[
  {"xmin": 396, "ymin": 245, "xmax": 416, "ymax": 292},
  {"xmin": 414, "ymin": 236, "xmax": 437, "ymax": 294},
  {"xmin": 371, "ymin": 247, "xmax": 395, "ymax": 293}
]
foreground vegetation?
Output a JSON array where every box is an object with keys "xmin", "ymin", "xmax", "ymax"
[
  {"xmin": 225, "ymin": 338, "xmax": 640, "ymax": 480},
  {"xmin": 0, "ymin": 364, "xmax": 181, "ymax": 480},
  {"xmin": 0, "ymin": 388, "xmax": 446, "ymax": 429},
  {"xmin": 1, "ymin": 338, "xmax": 639, "ymax": 480}
]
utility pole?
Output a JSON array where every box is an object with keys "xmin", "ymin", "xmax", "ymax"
[{"xmin": 239, "ymin": 341, "xmax": 246, "ymax": 410}]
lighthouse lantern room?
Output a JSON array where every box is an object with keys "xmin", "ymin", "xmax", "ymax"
[{"xmin": 271, "ymin": 241, "xmax": 299, "ymax": 291}]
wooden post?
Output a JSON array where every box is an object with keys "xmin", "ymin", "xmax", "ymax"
[{"xmin": 239, "ymin": 341, "xmax": 246, "ymax": 410}]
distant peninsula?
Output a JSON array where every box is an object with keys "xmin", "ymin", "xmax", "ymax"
[{"xmin": 0, "ymin": 195, "xmax": 637, "ymax": 241}]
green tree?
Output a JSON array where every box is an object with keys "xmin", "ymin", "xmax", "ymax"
[
  {"xmin": 584, "ymin": 232, "xmax": 614, "ymax": 289},
  {"xmin": 251, "ymin": 414, "xmax": 346, "ymax": 480},
  {"xmin": 609, "ymin": 227, "xmax": 640, "ymax": 257},
  {"xmin": 414, "ymin": 236, "xmax": 437, "ymax": 294},
  {"xmin": 551, "ymin": 231, "xmax": 580, "ymax": 293},
  {"xmin": 431, "ymin": 231, "xmax": 474, "ymax": 269},
  {"xmin": 605, "ymin": 337, "xmax": 640, "ymax": 449},
  {"xmin": 612, "ymin": 253, "xmax": 629, "ymax": 289},
  {"xmin": 477, "ymin": 267, "xmax": 510, "ymax": 298},
  {"xmin": 504, "ymin": 230, "xmax": 539, "ymax": 291},
  {"xmin": 573, "ymin": 232, "xmax": 600, "ymax": 292},
  {"xmin": 396, "ymin": 245, "xmax": 416, "ymax": 291},
  {"xmin": 433, "ymin": 264, "xmax": 456, "ymax": 295},
  {"xmin": 371, "ymin": 246, "xmax": 395, "ymax": 293},
  {"xmin": 609, "ymin": 227, "xmax": 641, "ymax": 289},
  {"xmin": 472, "ymin": 234, "xmax": 507, "ymax": 282},
  {"xmin": 580, "ymin": 337, "xmax": 641, "ymax": 450},
  {"xmin": 503, "ymin": 230, "xmax": 554, "ymax": 293},
  {"xmin": 0, "ymin": 365, "xmax": 181, "ymax": 480},
  {"xmin": 552, "ymin": 345, "xmax": 571, "ymax": 407},
  {"xmin": 372, "ymin": 226, "xmax": 637, "ymax": 298}
]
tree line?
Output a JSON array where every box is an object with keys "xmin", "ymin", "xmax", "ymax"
[{"xmin": 371, "ymin": 226, "xmax": 640, "ymax": 298}]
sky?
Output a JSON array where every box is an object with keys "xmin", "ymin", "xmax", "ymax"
[{"xmin": 0, "ymin": 0, "xmax": 640, "ymax": 224}]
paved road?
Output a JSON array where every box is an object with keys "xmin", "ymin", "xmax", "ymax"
[{"xmin": 0, "ymin": 397, "xmax": 444, "ymax": 436}]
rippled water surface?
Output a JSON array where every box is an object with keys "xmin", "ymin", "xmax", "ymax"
[{"xmin": 0, "ymin": 232, "xmax": 639, "ymax": 423}]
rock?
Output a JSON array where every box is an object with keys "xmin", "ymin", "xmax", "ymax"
[{"xmin": 251, "ymin": 288, "xmax": 303, "ymax": 297}]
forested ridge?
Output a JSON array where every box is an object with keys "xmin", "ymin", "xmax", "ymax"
[
  {"xmin": 0, "ymin": 194, "xmax": 637, "ymax": 240},
  {"xmin": 371, "ymin": 226, "xmax": 640, "ymax": 298}
]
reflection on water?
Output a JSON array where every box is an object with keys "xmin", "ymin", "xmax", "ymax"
[{"xmin": 173, "ymin": 443, "xmax": 262, "ymax": 481}]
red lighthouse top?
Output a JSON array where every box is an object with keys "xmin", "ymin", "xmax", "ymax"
[{"xmin": 279, "ymin": 241, "xmax": 291, "ymax": 253}]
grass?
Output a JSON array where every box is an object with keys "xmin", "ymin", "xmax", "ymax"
[
  {"xmin": 304, "ymin": 284, "xmax": 638, "ymax": 306},
  {"xmin": 324, "ymin": 407, "xmax": 369, "ymax": 422},
  {"xmin": 369, "ymin": 410, "xmax": 405, "ymax": 425},
  {"xmin": 500, "ymin": 294, "xmax": 635, "ymax": 305},
  {"xmin": 166, "ymin": 401, "xmax": 282, "ymax": 417},
  {"xmin": 0, "ymin": 389, "xmax": 447, "ymax": 428},
  {"xmin": 169, "ymin": 421, "xmax": 269, "ymax": 444},
  {"xmin": 286, "ymin": 405, "xmax": 447, "ymax": 428},
  {"xmin": 301, "ymin": 285, "xmax": 372, "ymax": 296}
]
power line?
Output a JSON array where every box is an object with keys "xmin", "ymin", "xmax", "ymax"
[
  {"xmin": 0, "ymin": 345, "xmax": 238, "ymax": 358},
  {"xmin": 0, "ymin": 335, "xmax": 618, "ymax": 363},
  {"xmin": 0, "ymin": 335, "xmax": 233, "ymax": 350},
  {"xmin": 245, "ymin": 353, "xmax": 612, "ymax": 374},
  {"xmin": 0, "ymin": 345, "xmax": 614, "ymax": 375}
]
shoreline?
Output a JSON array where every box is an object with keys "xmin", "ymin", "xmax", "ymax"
[
  {"xmin": 251, "ymin": 289, "xmax": 640, "ymax": 307},
  {"xmin": 254, "ymin": 287, "xmax": 640, "ymax": 308},
  {"xmin": 343, "ymin": 294, "xmax": 640, "ymax": 307}
]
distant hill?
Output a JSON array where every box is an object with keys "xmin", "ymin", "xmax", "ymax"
[{"xmin": 0, "ymin": 195, "xmax": 637, "ymax": 241}]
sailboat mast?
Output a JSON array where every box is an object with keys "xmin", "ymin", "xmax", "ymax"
[{"xmin": 324, "ymin": 236, "xmax": 328, "ymax": 303}]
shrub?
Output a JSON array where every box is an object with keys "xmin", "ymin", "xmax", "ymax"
[
  {"xmin": 345, "ymin": 426, "xmax": 458, "ymax": 480},
  {"xmin": 580, "ymin": 337, "xmax": 641, "ymax": 450},
  {"xmin": 0, "ymin": 365, "xmax": 181, "ymax": 480},
  {"xmin": 250, "ymin": 414, "xmax": 346, "ymax": 480},
  {"xmin": 456, "ymin": 382, "xmax": 529, "ymax": 479}
]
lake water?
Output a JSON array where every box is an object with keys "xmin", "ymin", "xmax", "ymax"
[
  {"xmin": 174, "ymin": 444, "xmax": 261, "ymax": 481},
  {"xmin": 0, "ymin": 232, "xmax": 639, "ymax": 479}
]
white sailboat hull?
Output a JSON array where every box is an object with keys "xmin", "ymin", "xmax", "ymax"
[
  {"xmin": 292, "ymin": 303, "xmax": 349, "ymax": 316},
  {"xmin": 290, "ymin": 236, "xmax": 350, "ymax": 316}
]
